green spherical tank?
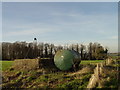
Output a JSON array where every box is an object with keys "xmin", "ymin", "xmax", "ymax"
[{"xmin": 54, "ymin": 50, "xmax": 81, "ymax": 71}]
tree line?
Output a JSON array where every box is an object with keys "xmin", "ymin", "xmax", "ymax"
[{"xmin": 1, "ymin": 41, "xmax": 108, "ymax": 60}]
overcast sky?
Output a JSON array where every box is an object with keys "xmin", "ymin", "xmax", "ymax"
[{"xmin": 2, "ymin": 2, "xmax": 118, "ymax": 53}]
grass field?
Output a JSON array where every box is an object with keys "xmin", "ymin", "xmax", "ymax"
[
  {"xmin": 1, "ymin": 55, "xmax": 119, "ymax": 71},
  {"xmin": 80, "ymin": 60, "xmax": 104, "ymax": 64},
  {"xmin": 0, "ymin": 60, "xmax": 104, "ymax": 71},
  {"xmin": 1, "ymin": 57, "xmax": 119, "ymax": 88},
  {"xmin": 0, "ymin": 61, "xmax": 13, "ymax": 71}
]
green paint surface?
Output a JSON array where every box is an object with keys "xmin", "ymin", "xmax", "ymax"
[{"xmin": 54, "ymin": 50, "xmax": 74, "ymax": 70}]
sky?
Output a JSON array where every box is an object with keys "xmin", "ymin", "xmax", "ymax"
[
  {"xmin": 1, "ymin": 2, "xmax": 118, "ymax": 53},
  {"xmin": 1, "ymin": 0, "xmax": 120, "ymax": 2}
]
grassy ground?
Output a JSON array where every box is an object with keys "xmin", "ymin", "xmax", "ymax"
[
  {"xmin": 1, "ymin": 57, "xmax": 119, "ymax": 88},
  {"xmin": 80, "ymin": 60, "xmax": 104, "ymax": 64},
  {"xmin": 0, "ymin": 61, "xmax": 13, "ymax": 71},
  {"xmin": 0, "ymin": 60, "xmax": 104, "ymax": 71},
  {"xmin": 1, "ymin": 61, "xmax": 118, "ymax": 88},
  {"xmin": 1, "ymin": 55, "xmax": 119, "ymax": 71},
  {"xmin": 2, "ymin": 64, "xmax": 94, "ymax": 88}
]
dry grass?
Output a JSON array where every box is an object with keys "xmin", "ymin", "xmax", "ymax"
[{"xmin": 13, "ymin": 59, "xmax": 40, "ymax": 71}]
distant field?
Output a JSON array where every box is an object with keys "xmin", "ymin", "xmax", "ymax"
[
  {"xmin": 0, "ymin": 60, "xmax": 105, "ymax": 71},
  {"xmin": 110, "ymin": 56, "xmax": 119, "ymax": 59},
  {"xmin": 0, "ymin": 61, "xmax": 13, "ymax": 71},
  {"xmin": 80, "ymin": 60, "xmax": 104, "ymax": 64}
]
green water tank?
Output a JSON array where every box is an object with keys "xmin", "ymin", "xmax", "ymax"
[{"xmin": 54, "ymin": 50, "xmax": 81, "ymax": 71}]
